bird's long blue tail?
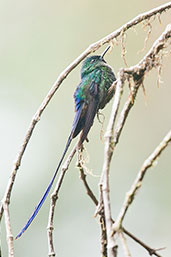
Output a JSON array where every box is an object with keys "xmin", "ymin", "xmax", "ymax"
[
  {"xmin": 16, "ymin": 104, "xmax": 85, "ymax": 239},
  {"xmin": 15, "ymin": 135, "xmax": 72, "ymax": 239}
]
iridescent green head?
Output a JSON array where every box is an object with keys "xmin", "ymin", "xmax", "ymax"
[{"xmin": 81, "ymin": 46, "xmax": 111, "ymax": 78}]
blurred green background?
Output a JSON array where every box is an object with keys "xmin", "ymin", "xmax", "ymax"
[{"xmin": 0, "ymin": 0, "xmax": 171, "ymax": 256}]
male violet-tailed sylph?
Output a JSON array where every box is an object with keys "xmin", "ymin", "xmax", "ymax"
[{"xmin": 16, "ymin": 45, "xmax": 116, "ymax": 239}]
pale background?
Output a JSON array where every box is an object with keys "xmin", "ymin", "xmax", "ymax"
[{"xmin": 0, "ymin": 0, "xmax": 171, "ymax": 256}]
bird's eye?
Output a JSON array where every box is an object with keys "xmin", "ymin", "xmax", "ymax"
[{"xmin": 90, "ymin": 59, "xmax": 95, "ymax": 64}]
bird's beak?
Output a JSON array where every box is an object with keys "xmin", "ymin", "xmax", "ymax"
[{"xmin": 100, "ymin": 45, "xmax": 111, "ymax": 60}]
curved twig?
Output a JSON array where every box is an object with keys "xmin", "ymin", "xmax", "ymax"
[{"xmin": 113, "ymin": 129, "xmax": 171, "ymax": 234}]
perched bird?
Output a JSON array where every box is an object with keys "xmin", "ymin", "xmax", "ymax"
[{"xmin": 16, "ymin": 45, "xmax": 116, "ymax": 239}]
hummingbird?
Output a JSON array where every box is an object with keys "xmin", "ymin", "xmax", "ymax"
[{"xmin": 16, "ymin": 45, "xmax": 116, "ymax": 239}]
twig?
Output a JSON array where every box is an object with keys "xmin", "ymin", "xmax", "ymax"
[
  {"xmin": 118, "ymin": 231, "xmax": 132, "ymax": 257},
  {"xmin": 99, "ymin": 2, "xmax": 171, "ymax": 46},
  {"xmin": 47, "ymin": 145, "xmax": 77, "ymax": 257},
  {"xmin": 78, "ymin": 159, "xmax": 107, "ymax": 257},
  {"xmin": 112, "ymin": 129, "xmax": 171, "ymax": 234},
  {"xmin": 1, "ymin": 2, "xmax": 171, "ymax": 221},
  {"xmin": 2, "ymin": 201, "xmax": 14, "ymax": 257},
  {"xmin": 99, "ymin": 73, "xmax": 125, "ymax": 257},
  {"xmin": 123, "ymin": 229, "xmax": 163, "ymax": 257},
  {"xmin": 79, "ymin": 165, "xmax": 98, "ymax": 206},
  {"xmin": 79, "ymin": 159, "xmax": 162, "ymax": 256}
]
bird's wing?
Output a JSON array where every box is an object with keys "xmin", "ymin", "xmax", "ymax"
[
  {"xmin": 79, "ymin": 90, "xmax": 99, "ymax": 145},
  {"xmin": 71, "ymin": 100, "xmax": 87, "ymax": 139},
  {"xmin": 72, "ymin": 74, "xmax": 101, "ymax": 144}
]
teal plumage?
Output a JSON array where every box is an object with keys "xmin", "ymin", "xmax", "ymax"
[
  {"xmin": 16, "ymin": 46, "xmax": 116, "ymax": 239},
  {"xmin": 73, "ymin": 55, "xmax": 116, "ymax": 144}
]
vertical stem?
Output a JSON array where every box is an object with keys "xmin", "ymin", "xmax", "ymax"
[
  {"xmin": 100, "ymin": 74, "xmax": 124, "ymax": 257},
  {"xmin": 3, "ymin": 201, "xmax": 14, "ymax": 257},
  {"xmin": 47, "ymin": 146, "xmax": 77, "ymax": 257}
]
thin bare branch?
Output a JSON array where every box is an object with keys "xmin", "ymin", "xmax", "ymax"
[
  {"xmin": 113, "ymin": 129, "xmax": 171, "ymax": 233},
  {"xmin": 47, "ymin": 145, "xmax": 77, "ymax": 257},
  {"xmin": 123, "ymin": 229, "xmax": 163, "ymax": 257},
  {"xmin": 99, "ymin": 2, "xmax": 171, "ymax": 45},
  {"xmin": 79, "ymin": 166, "xmax": 98, "ymax": 206},
  {"xmin": 118, "ymin": 231, "xmax": 132, "ymax": 257},
  {"xmin": 78, "ymin": 158, "xmax": 107, "ymax": 257},
  {"xmin": 98, "ymin": 74, "xmax": 125, "ymax": 257},
  {"xmin": 2, "ymin": 202, "xmax": 14, "ymax": 257}
]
